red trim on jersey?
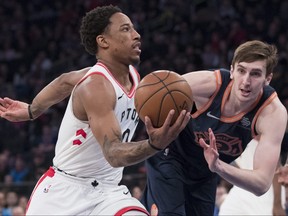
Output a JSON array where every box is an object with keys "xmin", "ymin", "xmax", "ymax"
[
  {"xmin": 220, "ymin": 81, "xmax": 263, "ymax": 123},
  {"xmin": 97, "ymin": 62, "xmax": 138, "ymax": 98},
  {"xmin": 77, "ymin": 72, "xmax": 107, "ymax": 85},
  {"xmin": 26, "ymin": 167, "xmax": 55, "ymax": 214},
  {"xmin": 76, "ymin": 62, "xmax": 139, "ymax": 99},
  {"xmin": 114, "ymin": 206, "xmax": 150, "ymax": 216}
]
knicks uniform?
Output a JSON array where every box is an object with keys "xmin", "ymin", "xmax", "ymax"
[
  {"xmin": 141, "ymin": 69, "xmax": 278, "ymax": 216},
  {"xmin": 26, "ymin": 62, "xmax": 148, "ymax": 216}
]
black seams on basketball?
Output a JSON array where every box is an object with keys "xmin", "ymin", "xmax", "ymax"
[{"xmin": 134, "ymin": 70, "xmax": 193, "ymax": 127}]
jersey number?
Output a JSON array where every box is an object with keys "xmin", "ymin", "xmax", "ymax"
[{"xmin": 122, "ymin": 128, "xmax": 131, "ymax": 142}]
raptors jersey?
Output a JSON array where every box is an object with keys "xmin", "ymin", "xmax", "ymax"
[{"xmin": 53, "ymin": 62, "xmax": 140, "ymax": 183}]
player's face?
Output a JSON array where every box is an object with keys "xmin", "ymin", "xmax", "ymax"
[
  {"xmin": 104, "ymin": 12, "xmax": 141, "ymax": 66},
  {"xmin": 230, "ymin": 60, "xmax": 270, "ymax": 103}
]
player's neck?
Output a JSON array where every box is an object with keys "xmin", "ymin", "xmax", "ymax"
[{"xmin": 98, "ymin": 59, "xmax": 133, "ymax": 91}]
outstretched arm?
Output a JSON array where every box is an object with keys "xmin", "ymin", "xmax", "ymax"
[
  {"xmin": 199, "ymin": 98, "xmax": 287, "ymax": 196},
  {"xmin": 0, "ymin": 67, "xmax": 90, "ymax": 122}
]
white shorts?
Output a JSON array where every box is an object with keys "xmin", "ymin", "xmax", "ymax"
[{"xmin": 26, "ymin": 167, "xmax": 149, "ymax": 215}]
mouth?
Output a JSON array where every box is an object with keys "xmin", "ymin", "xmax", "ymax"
[
  {"xmin": 240, "ymin": 88, "xmax": 251, "ymax": 97},
  {"xmin": 132, "ymin": 42, "xmax": 141, "ymax": 54}
]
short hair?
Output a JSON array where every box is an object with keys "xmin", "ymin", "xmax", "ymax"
[
  {"xmin": 231, "ymin": 40, "xmax": 278, "ymax": 76},
  {"xmin": 80, "ymin": 5, "xmax": 122, "ymax": 55}
]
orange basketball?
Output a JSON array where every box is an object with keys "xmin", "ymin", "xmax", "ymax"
[{"xmin": 134, "ymin": 70, "xmax": 193, "ymax": 127}]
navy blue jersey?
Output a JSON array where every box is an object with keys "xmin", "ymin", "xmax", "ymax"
[
  {"xmin": 170, "ymin": 69, "xmax": 277, "ymax": 167},
  {"xmin": 141, "ymin": 69, "xmax": 278, "ymax": 216}
]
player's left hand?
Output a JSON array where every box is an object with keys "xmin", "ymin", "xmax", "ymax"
[
  {"xmin": 199, "ymin": 128, "xmax": 220, "ymax": 172},
  {"xmin": 0, "ymin": 97, "xmax": 30, "ymax": 122}
]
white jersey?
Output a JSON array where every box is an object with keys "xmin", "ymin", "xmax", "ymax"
[{"xmin": 52, "ymin": 62, "xmax": 140, "ymax": 183}]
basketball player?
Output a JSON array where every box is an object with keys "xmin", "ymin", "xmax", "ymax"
[
  {"xmin": 141, "ymin": 40, "xmax": 287, "ymax": 216},
  {"xmin": 1, "ymin": 41, "xmax": 287, "ymax": 214},
  {"xmin": 0, "ymin": 5, "xmax": 191, "ymax": 215}
]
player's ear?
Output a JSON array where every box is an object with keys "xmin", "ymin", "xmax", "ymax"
[
  {"xmin": 96, "ymin": 35, "xmax": 109, "ymax": 48},
  {"xmin": 265, "ymin": 73, "xmax": 273, "ymax": 85},
  {"xmin": 230, "ymin": 65, "xmax": 234, "ymax": 79}
]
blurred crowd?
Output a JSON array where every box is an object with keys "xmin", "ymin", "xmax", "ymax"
[{"xmin": 0, "ymin": 0, "xmax": 288, "ymax": 215}]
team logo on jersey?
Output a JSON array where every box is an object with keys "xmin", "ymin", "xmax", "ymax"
[
  {"xmin": 43, "ymin": 184, "xmax": 52, "ymax": 193},
  {"xmin": 241, "ymin": 117, "xmax": 251, "ymax": 127},
  {"xmin": 194, "ymin": 131, "xmax": 243, "ymax": 157},
  {"xmin": 164, "ymin": 148, "xmax": 169, "ymax": 156}
]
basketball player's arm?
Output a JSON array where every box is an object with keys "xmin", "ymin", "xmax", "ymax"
[
  {"xmin": 182, "ymin": 70, "xmax": 218, "ymax": 107},
  {"xmin": 199, "ymin": 98, "xmax": 287, "ymax": 196},
  {"xmin": 78, "ymin": 76, "xmax": 190, "ymax": 167},
  {"xmin": 0, "ymin": 67, "xmax": 89, "ymax": 122}
]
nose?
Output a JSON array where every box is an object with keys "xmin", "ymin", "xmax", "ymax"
[
  {"xmin": 242, "ymin": 73, "xmax": 251, "ymax": 85},
  {"xmin": 133, "ymin": 28, "xmax": 141, "ymax": 40}
]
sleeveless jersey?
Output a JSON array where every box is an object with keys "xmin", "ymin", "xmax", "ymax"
[
  {"xmin": 53, "ymin": 62, "xmax": 140, "ymax": 183},
  {"xmin": 159, "ymin": 68, "xmax": 277, "ymax": 180}
]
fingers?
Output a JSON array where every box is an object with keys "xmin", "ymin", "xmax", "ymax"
[
  {"xmin": 0, "ymin": 97, "xmax": 13, "ymax": 109},
  {"xmin": 162, "ymin": 109, "xmax": 175, "ymax": 128},
  {"xmin": 144, "ymin": 115, "xmax": 153, "ymax": 130},
  {"xmin": 199, "ymin": 138, "xmax": 209, "ymax": 150},
  {"xmin": 208, "ymin": 128, "xmax": 217, "ymax": 150},
  {"xmin": 167, "ymin": 109, "xmax": 190, "ymax": 131},
  {"xmin": 176, "ymin": 110, "xmax": 191, "ymax": 131}
]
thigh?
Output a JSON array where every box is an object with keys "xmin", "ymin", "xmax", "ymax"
[
  {"xmin": 90, "ymin": 186, "xmax": 149, "ymax": 216},
  {"xmin": 185, "ymin": 174, "xmax": 218, "ymax": 216},
  {"xmin": 26, "ymin": 169, "xmax": 97, "ymax": 215},
  {"xmin": 141, "ymin": 160, "xmax": 186, "ymax": 216}
]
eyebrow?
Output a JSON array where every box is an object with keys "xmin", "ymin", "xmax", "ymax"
[{"xmin": 237, "ymin": 64, "xmax": 263, "ymax": 73}]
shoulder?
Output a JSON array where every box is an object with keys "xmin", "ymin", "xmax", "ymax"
[
  {"xmin": 256, "ymin": 96, "xmax": 287, "ymax": 135},
  {"xmin": 182, "ymin": 69, "xmax": 221, "ymax": 101}
]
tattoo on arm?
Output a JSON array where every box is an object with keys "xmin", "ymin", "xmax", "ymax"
[{"xmin": 102, "ymin": 128, "xmax": 122, "ymax": 157}]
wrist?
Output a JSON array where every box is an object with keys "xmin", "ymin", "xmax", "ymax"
[
  {"xmin": 28, "ymin": 104, "xmax": 34, "ymax": 121},
  {"xmin": 148, "ymin": 139, "xmax": 162, "ymax": 151}
]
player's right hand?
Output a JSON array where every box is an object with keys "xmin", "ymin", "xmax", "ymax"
[{"xmin": 0, "ymin": 97, "xmax": 30, "ymax": 122}]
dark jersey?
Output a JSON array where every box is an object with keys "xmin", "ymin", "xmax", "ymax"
[{"xmin": 169, "ymin": 69, "xmax": 277, "ymax": 168}]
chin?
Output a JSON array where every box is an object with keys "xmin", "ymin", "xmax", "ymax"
[{"xmin": 130, "ymin": 57, "xmax": 140, "ymax": 66}]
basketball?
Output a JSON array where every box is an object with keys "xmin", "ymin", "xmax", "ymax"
[{"xmin": 134, "ymin": 70, "xmax": 193, "ymax": 128}]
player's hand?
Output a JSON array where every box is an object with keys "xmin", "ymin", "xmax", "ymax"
[
  {"xmin": 199, "ymin": 128, "xmax": 220, "ymax": 172},
  {"xmin": 0, "ymin": 97, "xmax": 30, "ymax": 122},
  {"xmin": 145, "ymin": 109, "xmax": 191, "ymax": 150},
  {"xmin": 277, "ymin": 165, "xmax": 288, "ymax": 187}
]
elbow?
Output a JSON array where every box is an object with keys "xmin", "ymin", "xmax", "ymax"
[
  {"xmin": 57, "ymin": 73, "xmax": 74, "ymax": 90},
  {"xmin": 105, "ymin": 154, "xmax": 126, "ymax": 168},
  {"xmin": 108, "ymin": 160, "xmax": 123, "ymax": 168},
  {"xmin": 252, "ymin": 183, "xmax": 270, "ymax": 196}
]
